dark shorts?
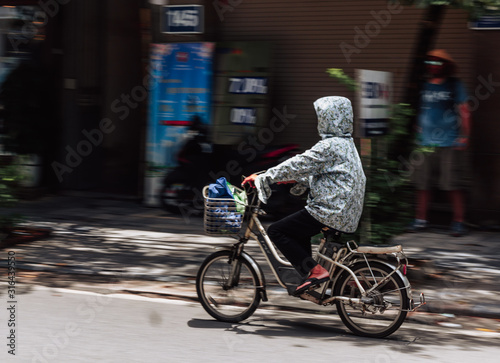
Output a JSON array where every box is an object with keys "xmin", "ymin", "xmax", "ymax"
[{"xmin": 413, "ymin": 147, "xmax": 470, "ymax": 191}]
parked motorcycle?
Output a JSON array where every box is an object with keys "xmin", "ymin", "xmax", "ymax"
[{"xmin": 159, "ymin": 120, "xmax": 306, "ymax": 217}]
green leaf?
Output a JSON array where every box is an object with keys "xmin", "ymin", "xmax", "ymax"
[{"xmin": 328, "ymin": 68, "xmax": 415, "ymax": 244}]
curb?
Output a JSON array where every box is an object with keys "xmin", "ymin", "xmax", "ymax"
[{"xmin": 3, "ymin": 261, "xmax": 500, "ymax": 322}]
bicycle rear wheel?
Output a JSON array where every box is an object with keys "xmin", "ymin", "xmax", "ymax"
[
  {"xmin": 196, "ymin": 250, "xmax": 261, "ymax": 323},
  {"xmin": 334, "ymin": 261, "xmax": 409, "ymax": 338}
]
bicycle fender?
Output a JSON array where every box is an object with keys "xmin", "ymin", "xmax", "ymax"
[
  {"xmin": 334, "ymin": 259, "xmax": 412, "ymax": 300},
  {"xmin": 375, "ymin": 260, "xmax": 411, "ymax": 287},
  {"xmin": 374, "ymin": 259, "xmax": 414, "ymax": 305},
  {"xmin": 217, "ymin": 247, "xmax": 268, "ymax": 302}
]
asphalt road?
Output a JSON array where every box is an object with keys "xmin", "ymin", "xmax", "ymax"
[{"xmin": 1, "ymin": 283, "xmax": 499, "ymax": 363}]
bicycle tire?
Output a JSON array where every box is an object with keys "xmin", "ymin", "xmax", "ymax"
[
  {"xmin": 196, "ymin": 250, "xmax": 261, "ymax": 323},
  {"xmin": 334, "ymin": 261, "xmax": 409, "ymax": 338}
]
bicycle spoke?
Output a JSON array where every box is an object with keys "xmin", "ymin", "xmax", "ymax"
[
  {"xmin": 197, "ymin": 251, "xmax": 260, "ymax": 323},
  {"xmin": 335, "ymin": 261, "xmax": 409, "ymax": 338},
  {"xmin": 358, "ymin": 271, "xmax": 374, "ymax": 289}
]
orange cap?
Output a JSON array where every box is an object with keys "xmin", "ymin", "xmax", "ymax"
[{"xmin": 426, "ymin": 49, "xmax": 455, "ymax": 64}]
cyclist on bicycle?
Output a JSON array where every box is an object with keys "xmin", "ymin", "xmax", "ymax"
[{"xmin": 242, "ymin": 96, "xmax": 366, "ymax": 296}]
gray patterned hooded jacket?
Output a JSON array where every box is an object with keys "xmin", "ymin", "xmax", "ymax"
[{"xmin": 255, "ymin": 96, "xmax": 366, "ymax": 233}]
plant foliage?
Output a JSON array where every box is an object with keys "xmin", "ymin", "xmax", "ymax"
[
  {"xmin": 364, "ymin": 104, "xmax": 415, "ymax": 244},
  {"xmin": 0, "ymin": 162, "xmax": 22, "ymax": 230},
  {"xmin": 327, "ymin": 69, "xmax": 414, "ymax": 244}
]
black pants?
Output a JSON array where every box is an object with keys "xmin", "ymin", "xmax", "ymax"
[{"xmin": 267, "ymin": 208, "xmax": 325, "ymax": 277}]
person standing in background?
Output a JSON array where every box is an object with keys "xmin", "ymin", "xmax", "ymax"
[{"xmin": 408, "ymin": 49, "xmax": 471, "ymax": 237}]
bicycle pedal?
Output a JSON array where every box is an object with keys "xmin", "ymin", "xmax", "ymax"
[
  {"xmin": 299, "ymin": 290, "xmax": 322, "ymax": 304},
  {"xmin": 305, "ymin": 289, "xmax": 321, "ymax": 297}
]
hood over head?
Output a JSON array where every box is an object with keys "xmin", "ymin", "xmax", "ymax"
[{"xmin": 313, "ymin": 96, "xmax": 353, "ymax": 139}]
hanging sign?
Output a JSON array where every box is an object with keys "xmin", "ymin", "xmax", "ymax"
[
  {"xmin": 161, "ymin": 5, "xmax": 204, "ymax": 34},
  {"xmin": 356, "ymin": 69, "xmax": 392, "ymax": 137}
]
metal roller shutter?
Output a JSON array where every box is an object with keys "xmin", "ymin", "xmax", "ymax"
[{"xmin": 217, "ymin": 1, "xmax": 474, "ymax": 147}]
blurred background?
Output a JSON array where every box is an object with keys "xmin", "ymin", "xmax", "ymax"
[{"xmin": 0, "ymin": 0, "xmax": 498, "ymax": 228}]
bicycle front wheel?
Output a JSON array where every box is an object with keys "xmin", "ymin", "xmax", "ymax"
[
  {"xmin": 334, "ymin": 261, "xmax": 409, "ymax": 338},
  {"xmin": 196, "ymin": 250, "xmax": 261, "ymax": 323}
]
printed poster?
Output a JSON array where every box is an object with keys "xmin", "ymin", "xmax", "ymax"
[{"xmin": 144, "ymin": 42, "xmax": 215, "ymax": 205}]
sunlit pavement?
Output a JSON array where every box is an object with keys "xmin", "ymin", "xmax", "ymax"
[
  {"xmin": 1, "ymin": 283, "xmax": 499, "ymax": 363},
  {"xmin": 1, "ymin": 192, "xmax": 500, "ymax": 326}
]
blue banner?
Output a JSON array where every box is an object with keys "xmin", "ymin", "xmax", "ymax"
[{"xmin": 146, "ymin": 42, "xmax": 215, "ymax": 171}]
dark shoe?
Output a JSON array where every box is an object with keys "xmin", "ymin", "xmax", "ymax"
[
  {"xmin": 293, "ymin": 265, "xmax": 330, "ymax": 296},
  {"xmin": 406, "ymin": 219, "xmax": 428, "ymax": 233},
  {"xmin": 451, "ymin": 221, "xmax": 466, "ymax": 237}
]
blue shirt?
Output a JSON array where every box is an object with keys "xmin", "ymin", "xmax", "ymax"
[{"xmin": 417, "ymin": 78, "xmax": 468, "ymax": 147}]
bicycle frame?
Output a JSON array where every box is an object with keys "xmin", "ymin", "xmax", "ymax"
[
  {"xmin": 198, "ymin": 182, "xmax": 426, "ymax": 338},
  {"xmin": 226, "ymin": 189, "xmax": 425, "ymax": 311}
]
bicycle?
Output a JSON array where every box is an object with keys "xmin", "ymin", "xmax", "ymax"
[{"xmin": 196, "ymin": 182, "xmax": 425, "ymax": 338}]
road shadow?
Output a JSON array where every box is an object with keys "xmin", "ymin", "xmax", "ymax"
[{"xmin": 187, "ymin": 312, "xmax": 500, "ymax": 353}]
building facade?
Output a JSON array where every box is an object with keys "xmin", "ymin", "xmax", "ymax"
[{"xmin": 1, "ymin": 0, "xmax": 498, "ymax": 224}]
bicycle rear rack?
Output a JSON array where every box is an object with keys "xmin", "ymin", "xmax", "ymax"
[
  {"xmin": 301, "ymin": 290, "xmax": 427, "ymax": 312},
  {"xmin": 410, "ymin": 292, "xmax": 427, "ymax": 312}
]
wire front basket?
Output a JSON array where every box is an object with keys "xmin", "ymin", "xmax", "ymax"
[{"xmin": 203, "ymin": 186, "xmax": 246, "ymax": 235}]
